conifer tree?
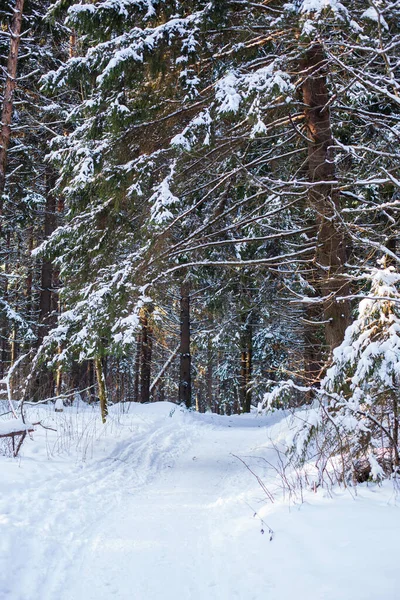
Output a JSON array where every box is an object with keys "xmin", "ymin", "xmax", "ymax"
[
  {"xmin": 38, "ymin": 0, "xmax": 400, "ymax": 417},
  {"xmin": 290, "ymin": 262, "xmax": 400, "ymax": 484}
]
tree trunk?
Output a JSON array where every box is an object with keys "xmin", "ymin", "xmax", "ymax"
[
  {"xmin": 206, "ymin": 336, "xmax": 213, "ymax": 411},
  {"xmin": 239, "ymin": 319, "xmax": 252, "ymax": 413},
  {"xmin": 25, "ymin": 226, "xmax": 33, "ymax": 323},
  {"xmin": 0, "ymin": 232, "xmax": 11, "ymax": 378},
  {"xmin": 179, "ymin": 281, "xmax": 191, "ymax": 408},
  {"xmin": 215, "ymin": 350, "xmax": 221, "ymax": 414},
  {"xmin": 28, "ymin": 171, "xmax": 58, "ymax": 401},
  {"xmin": 0, "ymin": 0, "xmax": 24, "ymax": 201},
  {"xmin": 87, "ymin": 360, "xmax": 95, "ymax": 402},
  {"xmin": 139, "ymin": 307, "xmax": 153, "ymax": 403},
  {"xmin": 71, "ymin": 360, "xmax": 87, "ymax": 394},
  {"xmin": 94, "ymin": 356, "xmax": 108, "ymax": 423},
  {"xmin": 302, "ymin": 43, "xmax": 351, "ymax": 352},
  {"xmin": 56, "ymin": 364, "xmax": 62, "ymax": 398},
  {"xmin": 133, "ymin": 330, "xmax": 141, "ymax": 402},
  {"xmin": 37, "ymin": 171, "xmax": 57, "ymax": 345},
  {"xmin": 69, "ymin": 30, "xmax": 77, "ymax": 58}
]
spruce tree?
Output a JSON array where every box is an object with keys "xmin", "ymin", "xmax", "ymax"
[{"xmin": 38, "ymin": 0, "xmax": 400, "ymax": 417}]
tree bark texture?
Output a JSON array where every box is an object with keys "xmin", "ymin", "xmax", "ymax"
[
  {"xmin": 0, "ymin": 232, "xmax": 11, "ymax": 377},
  {"xmin": 56, "ymin": 364, "xmax": 62, "ymax": 398},
  {"xmin": 206, "ymin": 336, "xmax": 213, "ymax": 411},
  {"xmin": 302, "ymin": 43, "xmax": 351, "ymax": 352},
  {"xmin": 94, "ymin": 356, "xmax": 108, "ymax": 423},
  {"xmin": 0, "ymin": 0, "xmax": 24, "ymax": 201},
  {"xmin": 133, "ymin": 331, "xmax": 141, "ymax": 402},
  {"xmin": 239, "ymin": 321, "xmax": 252, "ymax": 413},
  {"xmin": 139, "ymin": 307, "xmax": 153, "ymax": 403},
  {"xmin": 179, "ymin": 281, "xmax": 192, "ymax": 408},
  {"xmin": 87, "ymin": 360, "xmax": 95, "ymax": 402}
]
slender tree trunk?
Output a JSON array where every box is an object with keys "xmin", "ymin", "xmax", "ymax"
[
  {"xmin": 69, "ymin": 30, "xmax": 77, "ymax": 58},
  {"xmin": 0, "ymin": 232, "xmax": 11, "ymax": 378},
  {"xmin": 302, "ymin": 43, "xmax": 351, "ymax": 352},
  {"xmin": 10, "ymin": 327, "xmax": 17, "ymax": 365},
  {"xmin": 71, "ymin": 360, "xmax": 88, "ymax": 394},
  {"xmin": 56, "ymin": 364, "xmax": 62, "ymax": 398},
  {"xmin": 133, "ymin": 331, "xmax": 141, "ymax": 402},
  {"xmin": 0, "ymin": 0, "xmax": 24, "ymax": 201},
  {"xmin": 206, "ymin": 336, "xmax": 213, "ymax": 411},
  {"xmin": 25, "ymin": 227, "xmax": 33, "ymax": 321},
  {"xmin": 239, "ymin": 319, "xmax": 252, "ymax": 413},
  {"xmin": 29, "ymin": 171, "xmax": 58, "ymax": 401},
  {"xmin": 215, "ymin": 350, "xmax": 221, "ymax": 414},
  {"xmin": 55, "ymin": 286, "xmax": 63, "ymax": 398},
  {"xmin": 94, "ymin": 356, "xmax": 108, "ymax": 423},
  {"xmin": 139, "ymin": 307, "xmax": 153, "ymax": 403},
  {"xmin": 179, "ymin": 281, "xmax": 191, "ymax": 408},
  {"xmin": 37, "ymin": 171, "xmax": 57, "ymax": 345},
  {"xmin": 393, "ymin": 382, "xmax": 399, "ymax": 469},
  {"xmin": 87, "ymin": 360, "xmax": 95, "ymax": 402},
  {"xmin": 245, "ymin": 330, "xmax": 252, "ymax": 412}
]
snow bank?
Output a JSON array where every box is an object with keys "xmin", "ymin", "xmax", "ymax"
[{"xmin": 0, "ymin": 417, "xmax": 33, "ymax": 435}]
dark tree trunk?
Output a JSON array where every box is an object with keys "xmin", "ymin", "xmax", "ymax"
[
  {"xmin": 37, "ymin": 172, "xmax": 57, "ymax": 345},
  {"xmin": 25, "ymin": 228, "xmax": 34, "ymax": 324},
  {"xmin": 71, "ymin": 360, "xmax": 89, "ymax": 394},
  {"xmin": 139, "ymin": 307, "xmax": 153, "ymax": 403},
  {"xmin": 179, "ymin": 281, "xmax": 191, "ymax": 408},
  {"xmin": 302, "ymin": 43, "xmax": 351, "ymax": 352},
  {"xmin": 94, "ymin": 356, "xmax": 108, "ymax": 423},
  {"xmin": 215, "ymin": 351, "xmax": 221, "ymax": 414},
  {"xmin": 384, "ymin": 236, "xmax": 397, "ymax": 268},
  {"xmin": 206, "ymin": 336, "xmax": 213, "ymax": 411},
  {"xmin": 29, "ymin": 174, "xmax": 58, "ymax": 400},
  {"xmin": 0, "ymin": 232, "xmax": 11, "ymax": 378},
  {"xmin": 87, "ymin": 360, "xmax": 95, "ymax": 402},
  {"xmin": 133, "ymin": 331, "xmax": 141, "ymax": 402},
  {"xmin": 239, "ymin": 320, "xmax": 252, "ymax": 413}
]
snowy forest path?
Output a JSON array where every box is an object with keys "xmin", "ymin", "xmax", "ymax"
[
  {"xmin": 1, "ymin": 404, "xmax": 399, "ymax": 600},
  {"xmin": 51, "ymin": 410, "xmax": 273, "ymax": 600},
  {"xmin": 0, "ymin": 405, "xmax": 275, "ymax": 600},
  {"xmin": 61, "ymin": 416, "xmax": 271, "ymax": 600}
]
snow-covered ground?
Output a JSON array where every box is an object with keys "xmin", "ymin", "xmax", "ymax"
[{"xmin": 0, "ymin": 402, "xmax": 399, "ymax": 600}]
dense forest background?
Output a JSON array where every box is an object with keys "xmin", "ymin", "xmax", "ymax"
[{"xmin": 1, "ymin": 0, "xmax": 400, "ymax": 481}]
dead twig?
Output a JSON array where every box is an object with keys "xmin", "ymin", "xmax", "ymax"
[{"xmin": 231, "ymin": 453, "xmax": 274, "ymax": 503}]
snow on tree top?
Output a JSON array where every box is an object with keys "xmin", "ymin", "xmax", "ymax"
[
  {"xmin": 215, "ymin": 64, "xmax": 293, "ymax": 115},
  {"xmin": 300, "ymin": 0, "xmax": 348, "ymax": 18}
]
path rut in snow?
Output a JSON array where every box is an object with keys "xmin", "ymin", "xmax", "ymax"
[{"xmin": 0, "ymin": 410, "xmax": 198, "ymax": 600}]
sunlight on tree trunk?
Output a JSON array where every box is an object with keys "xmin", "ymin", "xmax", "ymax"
[{"xmin": 94, "ymin": 356, "xmax": 108, "ymax": 424}]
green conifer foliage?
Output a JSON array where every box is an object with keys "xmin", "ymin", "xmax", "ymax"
[{"xmin": 41, "ymin": 0, "xmax": 400, "ymax": 403}]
